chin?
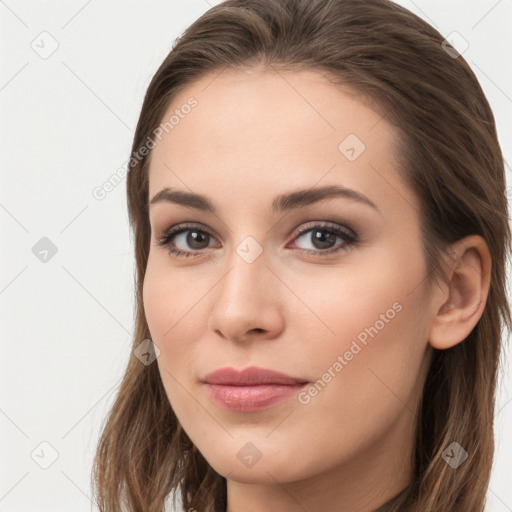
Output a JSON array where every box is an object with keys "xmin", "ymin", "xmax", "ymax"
[
  {"xmin": 210, "ymin": 458, "xmax": 298, "ymax": 485},
  {"xmin": 198, "ymin": 440, "xmax": 315, "ymax": 485}
]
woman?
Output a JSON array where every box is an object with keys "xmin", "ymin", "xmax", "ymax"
[{"xmin": 91, "ymin": 1, "xmax": 511, "ymax": 511}]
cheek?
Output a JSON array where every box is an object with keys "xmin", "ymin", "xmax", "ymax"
[
  {"xmin": 293, "ymin": 246, "xmax": 430, "ymax": 409},
  {"xmin": 143, "ymin": 268, "xmax": 171, "ymax": 342},
  {"xmin": 143, "ymin": 266, "xmax": 188, "ymax": 373},
  {"xmin": 290, "ymin": 254, "xmax": 416, "ymax": 355},
  {"xmin": 281, "ymin": 273, "xmax": 430, "ymax": 477},
  {"xmin": 142, "ymin": 263, "xmax": 208, "ymax": 400},
  {"xmin": 143, "ymin": 260, "xmax": 198, "ymax": 342}
]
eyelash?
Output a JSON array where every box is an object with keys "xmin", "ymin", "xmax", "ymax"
[{"xmin": 155, "ymin": 221, "xmax": 358, "ymax": 259}]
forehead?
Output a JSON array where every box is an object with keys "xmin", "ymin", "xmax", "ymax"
[
  {"xmin": 153, "ymin": 67, "xmax": 393, "ymax": 150},
  {"xmin": 147, "ymin": 67, "xmax": 413, "ymax": 216}
]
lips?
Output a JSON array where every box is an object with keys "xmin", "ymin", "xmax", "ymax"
[
  {"xmin": 201, "ymin": 366, "xmax": 309, "ymax": 412},
  {"xmin": 201, "ymin": 366, "xmax": 308, "ymax": 386}
]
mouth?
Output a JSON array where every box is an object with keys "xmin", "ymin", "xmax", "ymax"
[{"xmin": 201, "ymin": 366, "xmax": 309, "ymax": 412}]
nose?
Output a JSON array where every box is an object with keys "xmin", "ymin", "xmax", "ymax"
[{"xmin": 207, "ymin": 244, "xmax": 285, "ymax": 344}]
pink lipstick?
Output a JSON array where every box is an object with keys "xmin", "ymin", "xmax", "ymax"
[{"xmin": 201, "ymin": 366, "xmax": 308, "ymax": 412}]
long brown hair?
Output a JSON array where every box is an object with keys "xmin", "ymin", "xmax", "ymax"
[{"xmin": 91, "ymin": 1, "xmax": 511, "ymax": 510}]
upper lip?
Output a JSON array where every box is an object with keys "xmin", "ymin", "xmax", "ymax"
[{"xmin": 201, "ymin": 366, "xmax": 308, "ymax": 386}]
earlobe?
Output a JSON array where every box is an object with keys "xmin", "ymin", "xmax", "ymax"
[{"xmin": 428, "ymin": 235, "xmax": 491, "ymax": 350}]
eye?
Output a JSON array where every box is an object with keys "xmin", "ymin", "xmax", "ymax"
[
  {"xmin": 155, "ymin": 221, "xmax": 358, "ymax": 258},
  {"xmin": 155, "ymin": 223, "xmax": 218, "ymax": 258},
  {"xmin": 288, "ymin": 222, "xmax": 357, "ymax": 256}
]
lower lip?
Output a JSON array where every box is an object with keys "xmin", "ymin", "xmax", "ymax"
[{"xmin": 203, "ymin": 383, "xmax": 307, "ymax": 412}]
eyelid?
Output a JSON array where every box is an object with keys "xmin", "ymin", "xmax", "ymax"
[
  {"xmin": 157, "ymin": 220, "xmax": 355, "ymax": 241},
  {"xmin": 154, "ymin": 222, "xmax": 219, "ymax": 248},
  {"xmin": 288, "ymin": 220, "xmax": 356, "ymax": 241}
]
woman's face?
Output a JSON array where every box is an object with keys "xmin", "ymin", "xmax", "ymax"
[{"xmin": 143, "ymin": 67, "xmax": 437, "ymax": 494}]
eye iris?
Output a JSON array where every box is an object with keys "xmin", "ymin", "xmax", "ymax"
[
  {"xmin": 312, "ymin": 230, "xmax": 336, "ymax": 249},
  {"xmin": 187, "ymin": 230, "xmax": 209, "ymax": 250}
]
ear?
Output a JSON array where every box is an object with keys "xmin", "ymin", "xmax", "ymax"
[{"xmin": 428, "ymin": 235, "xmax": 492, "ymax": 350}]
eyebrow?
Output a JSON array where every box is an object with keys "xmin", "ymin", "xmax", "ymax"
[{"xmin": 149, "ymin": 185, "xmax": 379, "ymax": 214}]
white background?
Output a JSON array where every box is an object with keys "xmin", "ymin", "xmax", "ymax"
[{"xmin": 0, "ymin": 1, "xmax": 511, "ymax": 511}]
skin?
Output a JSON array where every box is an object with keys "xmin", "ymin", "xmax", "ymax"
[{"xmin": 142, "ymin": 66, "xmax": 491, "ymax": 512}]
